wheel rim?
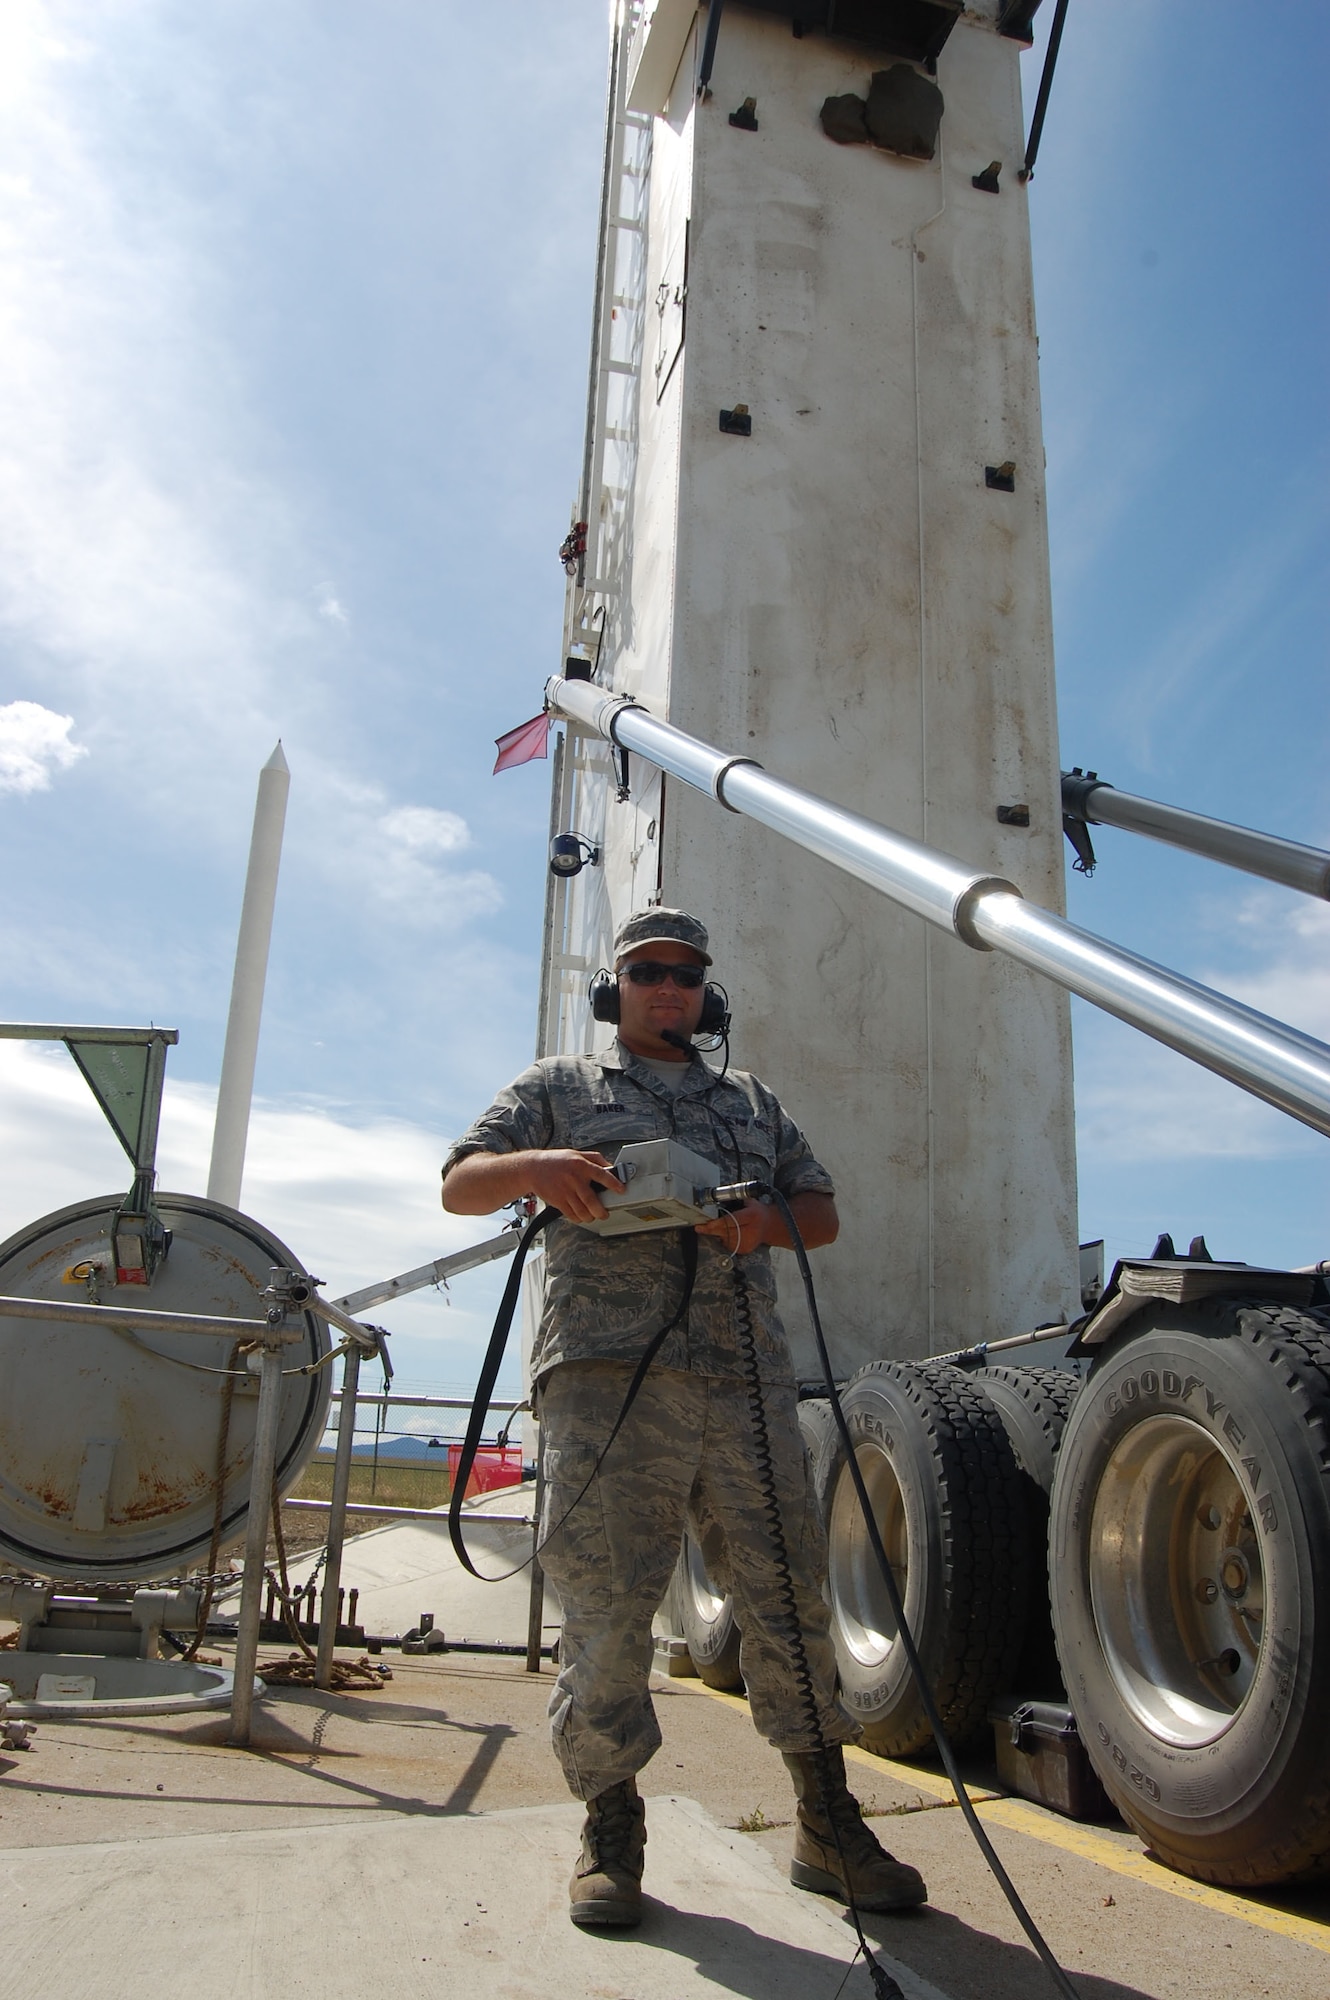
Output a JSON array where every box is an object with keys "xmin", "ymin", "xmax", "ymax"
[
  {"xmin": 1088, "ymin": 1414, "xmax": 1265, "ymax": 1747},
  {"xmin": 683, "ymin": 1533, "xmax": 727, "ymax": 1631},
  {"xmin": 828, "ymin": 1441, "xmax": 908, "ymax": 1668}
]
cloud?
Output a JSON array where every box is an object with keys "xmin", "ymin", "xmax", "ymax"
[
  {"xmin": 380, "ymin": 805, "xmax": 471, "ymax": 856},
  {"xmin": 0, "ymin": 1039, "xmax": 514, "ymax": 1384},
  {"xmin": 296, "ymin": 780, "xmax": 502, "ymax": 925},
  {"xmin": 0, "ymin": 8, "xmax": 326, "ymax": 802},
  {"xmin": 0, "ymin": 698, "xmax": 86, "ymax": 793},
  {"xmin": 1221, "ymin": 896, "xmax": 1330, "ymax": 1042}
]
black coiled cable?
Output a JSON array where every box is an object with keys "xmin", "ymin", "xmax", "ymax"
[
  {"xmin": 753, "ymin": 1185, "xmax": 1082, "ymax": 2000},
  {"xmin": 730, "ymin": 1258, "xmax": 905, "ymax": 2000}
]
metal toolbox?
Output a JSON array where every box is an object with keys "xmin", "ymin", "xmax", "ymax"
[{"xmin": 989, "ymin": 1698, "xmax": 1115, "ymax": 1822}]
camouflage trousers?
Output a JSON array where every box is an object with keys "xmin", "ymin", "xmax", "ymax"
[{"xmin": 537, "ymin": 1359, "xmax": 856, "ymax": 1802}]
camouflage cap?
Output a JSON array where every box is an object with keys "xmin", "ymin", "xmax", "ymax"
[{"xmin": 613, "ymin": 907, "xmax": 712, "ymax": 965}]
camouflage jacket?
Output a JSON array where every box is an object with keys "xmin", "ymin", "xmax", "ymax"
[{"xmin": 443, "ymin": 1041, "xmax": 835, "ymax": 1385}]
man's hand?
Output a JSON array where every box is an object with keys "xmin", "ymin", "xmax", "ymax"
[
  {"xmin": 694, "ymin": 1199, "xmax": 772, "ymax": 1257},
  {"xmin": 525, "ymin": 1149, "xmax": 623, "ymax": 1223},
  {"xmin": 442, "ymin": 1147, "xmax": 622, "ymax": 1222},
  {"xmin": 694, "ymin": 1189, "xmax": 839, "ymax": 1256}
]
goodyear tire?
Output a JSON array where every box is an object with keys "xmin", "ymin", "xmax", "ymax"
[
  {"xmin": 1050, "ymin": 1299, "xmax": 1330, "ymax": 1886},
  {"xmin": 677, "ymin": 1513, "xmax": 743, "ymax": 1690},
  {"xmin": 974, "ymin": 1364, "xmax": 1081, "ymax": 1697},
  {"xmin": 816, "ymin": 1362, "xmax": 1030, "ymax": 1756}
]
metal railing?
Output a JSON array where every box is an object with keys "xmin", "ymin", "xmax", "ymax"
[
  {"xmin": 0, "ymin": 1232, "xmax": 535, "ymax": 1738},
  {"xmin": 546, "ymin": 677, "xmax": 1330, "ymax": 1139}
]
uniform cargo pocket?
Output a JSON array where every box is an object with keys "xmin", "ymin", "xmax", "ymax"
[{"xmin": 539, "ymin": 1441, "xmax": 611, "ymax": 1613}]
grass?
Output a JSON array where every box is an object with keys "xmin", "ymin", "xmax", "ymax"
[
  {"xmin": 291, "ymin": 1459, "xmax": 455, "ymax": 1513},
  {"xmin": 273, "ymin": 1458, "xmax": 457, "ymax": 1557}
]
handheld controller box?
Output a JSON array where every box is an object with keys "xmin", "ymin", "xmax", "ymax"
[{"xmin": 582, "ymin": 1138, "xmax": 724, "ymax": 1236}]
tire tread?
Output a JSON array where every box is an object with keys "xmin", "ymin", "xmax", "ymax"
[{"xmin": 829, "ymin": 1359, "xmax": 1031, "ymax": 1754}]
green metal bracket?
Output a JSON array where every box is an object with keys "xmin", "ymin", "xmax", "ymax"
[{"xmin": 0, "ymin": 1022, "xmax": 180, "ymax": 1283}]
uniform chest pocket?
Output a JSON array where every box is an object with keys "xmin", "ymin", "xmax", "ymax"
[
  {"xmin": 562, "ymin": 1108, "xmax": 663, "ymax": 1156},
  {"xmin": 705, "ymin": 1111, "xmax": 778, "ymax": 1180}
]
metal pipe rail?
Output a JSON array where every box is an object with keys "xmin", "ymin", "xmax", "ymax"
[
  {"xmin": 287, "ymin": 1498, "xmax": 533, "ymax": 1526},
  {"xmin": 0, "ymin": 1023, "xmax": 179, "ymax": 1044},
  {"xmin": 546, "ymin": 677, "xmax": 1330, "ymax": 1139},
  {"xmin": 1062, "ymin": 770, "xmax": 1330, "ymax": 900},
  {"xmin": 328, "ymin": 1391, "xmax": 524, "ymax": 1412},
  {"xmin": 333, "ymin": 1230, "xmax": 518, "ymax": 1318},
  {"xmin": 0, "ymin": 1292, "xmax": 304, "ymax": 1343}
]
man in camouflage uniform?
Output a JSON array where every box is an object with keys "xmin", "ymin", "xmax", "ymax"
[{"xmin": 442, "ymin": 909, "xmax": 926, "ymax": 1927}]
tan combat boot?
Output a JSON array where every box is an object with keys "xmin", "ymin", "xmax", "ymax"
[
  {"xmin": 568, "ymin": 1776, "xmax": 647, "ymax": 1927},
  {"xmin": 784, "ymin": 1748, "xmax": 928, "ymax": 1911}
]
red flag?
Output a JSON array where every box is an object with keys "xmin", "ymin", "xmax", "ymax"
[{"xmin": 493, "ymin": 711, "xmax": 551, "ymax": 774}]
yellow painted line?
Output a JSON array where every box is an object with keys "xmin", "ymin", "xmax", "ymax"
[
  {"xmin": 842, "ymin": 1740, "xmax": 1000, "ymax": 1805},
  {"xmin": 669, "ymin": 1674, "xmax": 1330, "ymax": 1954},
  {"xmin": 974, "ymin": 1797, "xmax": 1330, "ymax": 1955},
  {"xmin": 664, "ymin": 1677, "xmax": 999, "ymax": 1800}
]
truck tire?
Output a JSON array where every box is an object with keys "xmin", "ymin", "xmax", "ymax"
[
  {"xmin": 676, "ymin": 1515, "xmax": 743, "ymax": 1691},
  {"xmin": 1050, "ymin": 1299, "xmax": 1330, "ymax": 1886},
  {"xmin": 797, "ymin": 1395, "xmax": 837, "ymax": 1513},
  {"xmin": 816, "ymin": 1361, "xmax": 1030, "ymax": 1756},
  {"xmin": 974, "ymin": 1365, "xmax": 1081, "ymax": 1697}
]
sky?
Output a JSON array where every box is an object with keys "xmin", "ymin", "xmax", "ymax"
[{"xmin": 0, "ymin": 1, "xmax": 1325, "ymax": 1420}]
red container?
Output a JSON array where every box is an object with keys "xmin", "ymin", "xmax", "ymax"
[{"xmin": 447, "ymin": 1443, "xmax": 523, "ymax": 1499}]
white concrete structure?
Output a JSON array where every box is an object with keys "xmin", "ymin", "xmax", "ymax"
[
  {"xmin": 541, "ymin": 3, "xmax": 1078, "ymax": 1370},
  {"xmin": 208, "ymin": 743, "xmax": 290, "ymax": 1209}
]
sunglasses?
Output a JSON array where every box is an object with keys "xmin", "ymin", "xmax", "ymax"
[{"xmin": 620, "ymin": 961, "xmax": 707, "ymax": 989}]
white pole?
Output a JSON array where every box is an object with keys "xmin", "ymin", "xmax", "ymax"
[{"xmin": 208, "ymin": 744, "xmax": 290, "ymax": 1209}]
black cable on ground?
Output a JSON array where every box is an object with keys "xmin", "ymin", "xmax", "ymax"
[{"xmin": 758, "ymin": 1183, "xmax": 1082, "ymax": 2000}]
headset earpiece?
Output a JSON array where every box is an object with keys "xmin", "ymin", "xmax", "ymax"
[
  {"xmin": 588, "ymin": 968, "xmax": 731, "ymax": 1039},
  {"xmin": 589, "ymin": 969, "xmax": 619, "ymax": 1023},
  {"xmin": 699, "ymin": 983, "xmax": 730, "ymax": 1038}
]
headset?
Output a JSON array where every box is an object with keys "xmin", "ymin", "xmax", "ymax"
[{"xmin": 588, "ymin": 965, "xmax": 731, "ymax": 1040}]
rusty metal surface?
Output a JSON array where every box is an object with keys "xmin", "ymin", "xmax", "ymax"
[{"xmin": 0, "ymin": 1193, "xmax": 330, "ymax": 1579}]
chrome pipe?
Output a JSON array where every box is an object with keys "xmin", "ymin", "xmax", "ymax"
[
  {"xmin": 1064, "ymin": 773, "xmax": 1330, "ymax": 900},
  {"xmin": 971, "ymin": 894, "xmax": 1330, "ymax": 1133},
  {"xmin": 546, "ymin": 678, "xmax": 1330, "ymax": 1139},
  {"xmin": 548, "ymin": 677, "xmax": 1016, "ymax": 944}
]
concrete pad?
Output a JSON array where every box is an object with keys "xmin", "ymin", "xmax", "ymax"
[
  {"xmin": 0, "ymin": 1795, "xmax": 951, "ymax": 2000},
  {"xmin": 223, "ymin": 1491, "xmax": 561, "ymax": 1647}
]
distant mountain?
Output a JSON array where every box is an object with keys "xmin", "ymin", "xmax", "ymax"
[{"xmin": 313, "ymin": 1434, "xmax": 523, "ymax": 1467}]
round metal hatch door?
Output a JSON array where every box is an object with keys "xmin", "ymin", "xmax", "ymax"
[{"xmin": 0, "ymin": 1193, "xmax": 332, "ymax": 1581}]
